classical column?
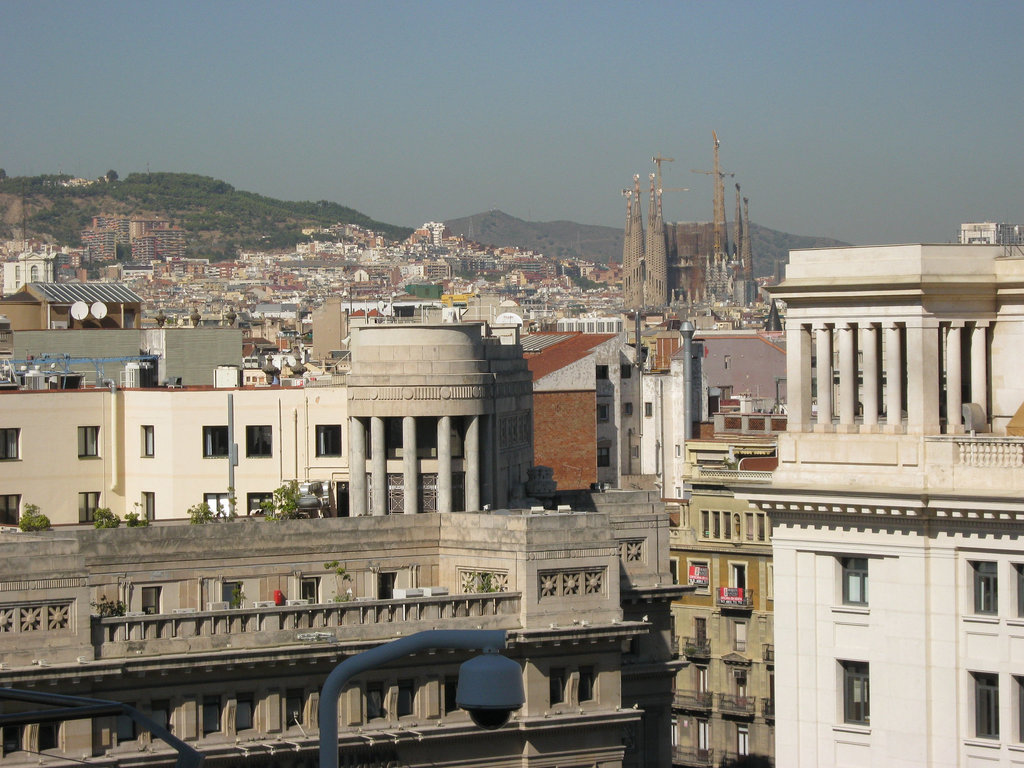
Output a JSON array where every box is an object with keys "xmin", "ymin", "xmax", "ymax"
[
  {"xmin": 482, "ymin": 414, "xmax": 495, "ymax": 508},
  {"xmin": 971, "ymin": 322, "xmax": 988, "ymax": 424},
  {"xmin": 349, "ymin": 417, "xmax": 367, "ymax": 516},
  {"xmin": 945, "ymin": 324, "xmax": 963, "ymax": 433},
  {"xmin": 437, "ymin": 416, "xmax": 452, "ymax": 514},
  {"xmin": 905, "ymin": 321, "xmax": 940, "ymax": 434},
  {"xmin": 838, "ymin": 323, "xmax": 857, "ymax": 430},
  {"xmin": 861, "ymin": 324, "xmax": 879, "ymax": 429},
  {"xmin": 786, "ymin": 323, "xmax": 812, "ymax": 431},
  {"xmin": 884, "ymin": 324, "xmax": 903, "ymax": 432},
  {"xmin": 402, "ymin": 416, "xmax": 418, "ymax": 514},
  {"xmin": 814, "ymin": 324, "xmax": 833, "ymax": 431},
  {"xmin": 370, "ymin": 416, "xmax": 386, "ymax": 516},
  {"xmin": 466, "ymin": 415, "xmax": 480, "ymax": 512}
]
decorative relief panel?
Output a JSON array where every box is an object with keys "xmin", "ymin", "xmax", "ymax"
[
  {"xmin": 498, "ymin": 412, "xmax": 532, "ymax": 450},
  {"xmin": 538, "ymin": 568, "xmax": 606, "ymax": 600},
  {"xmin": 0, "ymin": 601, "xmax": 73, "ymax": 633},
  {"xmin": 458, "ymin": 569, "xmax": 509, "ymax": 593},
  {"xmin": 619, "ymin": 539, "xmax": 646, "ymax": 563}
]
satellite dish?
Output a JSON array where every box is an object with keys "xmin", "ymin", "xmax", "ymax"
[
  {"xmin": 70, "ymin": 301, "xmax": 89, "ymax": 321},
  {"xmin": 90, "ymin": 302, "xmax": 108, "ymax": 320}
]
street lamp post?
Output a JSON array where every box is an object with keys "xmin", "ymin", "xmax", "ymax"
[{"xmin": 318, "ymin": 629, "xmax": 522, "ymax": 768}]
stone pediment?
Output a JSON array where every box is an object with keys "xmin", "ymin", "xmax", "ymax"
[{"xmin": 721, "ymin": 652, "xmax": 751, "ymax": 666}]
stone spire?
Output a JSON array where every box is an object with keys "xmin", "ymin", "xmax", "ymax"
[
  {"xmin": 622, "ymin": 175, "xmax": 646, "ymax": 310},
  {"xmin": 645, "ymin": 174, "xmax": 668, "ymax": 307}
]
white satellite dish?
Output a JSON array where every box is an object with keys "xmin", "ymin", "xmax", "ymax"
[
  {"xmin": 90, "ymin": 302, "xmax": 108, "ymax": 320},
  {"xmin": 70, "ymin": 301, "xmax": 89, "ymax": 321}
]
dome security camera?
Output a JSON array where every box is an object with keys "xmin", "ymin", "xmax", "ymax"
[{"xmin": 455, "ymin": 651, "xmax": 525, "ymax": 730}]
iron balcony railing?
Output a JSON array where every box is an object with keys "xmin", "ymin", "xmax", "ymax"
[
  {"xmin": 673, "ymin": 690, "xmax": 713, "ymax": 711},
  {"xmin": 762, "ymin": 697, "xmax": 775, "ymax": 719},
  {"xmin": 672, "ymin": 747, "xmax": 714, "ymax": 767},
  {"xmin": 682, "ymin": 636, "xmax": 711, "ymax": 658},
  {"xmin": 718, "ymin": 693, "xmax": 756, "ymax": 716},
  {"xmin": 716, "ymin": 587, "xmax": 754, "ymax": 609}
]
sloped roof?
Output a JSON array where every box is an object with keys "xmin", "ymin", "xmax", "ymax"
[
  {"xmin": 21, "ymin": 282, "xmax": 142, "ymax": 305},
  {"xmin": 524, "ymin": 332, "xmax": 618, "ymax": 381}
]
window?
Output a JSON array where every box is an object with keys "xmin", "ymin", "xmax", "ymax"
[
  {"xmin": 841, "ymin": 557, "xmax": 869, "ymax": 605},
  {"xmin": 0, "ymin": 495, "xmax": 19, "ymax": 526},
  {"xmin": 202, "ymin": 426, "xmax": 229, "ymax": 458},
  {"xmin": 0, "ymin": 428, "xmax": 19, "ymax": 460},
  {"xmin": 696, "ymin": 719, "xmax": 710, "ymax": 756},
  {"xmin": 623, "ymin": 402, "xmax": 633, "ymax": 416},
  {"xmin": 694, "ymin": 617, "xmax": 708, "ymax": 644},
  {"xmin": 2, "ymin": 725, "xmax": 21, "ymax": 755},
  {"xmin": 141, "ymin": 586, "xmax": 161, "ymax": 615},
  {"xmin": 235, "ymin": 694, "xmax": 254, "ymax": 732},
  {"xmin": 78, "ymin": 426, "xmax": 99, "ymax": 458},
  {"xmin": 596, "ymin": 365, "xmax": 609, "ymax": 380},
  {"xmin": 701, "ymin": 510, "xmax": 710, "ymax": 538},
  {"xmin": 579, "ymin": 666, "xmax": 595, "ymax": 702},
  {"xmin": 116, "ymin": 710, "xmax": 137, "ymax": 743},
  {"xmin": 736, "ymin": 724, "xmax": 749, "ymax": 756},
  {"xmin": 245, "ymin": 425, "xmax": 273, "ymax": 458},
  {"xmin": 973, "ymin": 561, "xmax": 998, "ymax": 615},
  {"xmin": 644, "ymin": 401, "xmax": 653, "ymax": 418},
  {"xmin": 758, "ymin": 513, "xmax": 767, "ymax": 541},
  {"xmin": 205, "ymin": 493, "xmax": 230, "ymax": 517},
  {"xmin": 221, "ymin": 581, "xmax": 243, "ymax": 605},
  {"xmin": 841, "ymin": 661, "xmax": 870, "ymax": 725},
  {"xmin": 366, "ymin": 682, "xmax": 386, "ymax": 720},
  {"xmin": 285, "ymin": 690, "xmax": 304, "ymax": 729},
  {"xmin": 79, "ymin": 491, "xmax": 100, "ymax": 522},
  {"xmin": 730, "ymin": 562, "xmax": 747, "ymax": 590},
  {"xmin": 149, "ymin": 700, "xmax": 170, "ymax": 733},
  {"xmin": 724, "ymin": 355, "xmax": 732, "ymax": 370},
  {"xmin": 695, "ymin": 664, "xmax": 708, "ymax": 692},
  {"xmin": 141, "ymin": 425, "xmax": 154, "ymax": 457},
  {"xmin": 669, "ymin": 558, "xmax": 679, "ymax": 584},
  {"xmin": 745, "ymin": 512, "xmax": 755, "ymax": 541},
  {"xmin": 300, "ymin": 577, "xmax": 320, "ymax": 603},
  {"xmin": 315, "ymin": 424, "xmax": 342, "ymax": 457},
  {"xmin": 734, "ymin": 621, "xmax": 747, "ymax": 652},
  {"xmin": 597, "ymin": 403, "xmax": 610, "ymax": 422},
  {"xmin": 675, "ymin": 443, "xmax": 681, "ymax": 457},
  {"xmin": 247, "ymin": 492, "xmax": 273, "ymax": 515},
  {"xmin": 444, "ymin": 677, "xmax": 459, "ymax": 714},
  {"xmin": 1017, "ymin": 564, "xmax": 1024, "ymax": 618},
  {"xmin": 620, "ymin": 363, "xmax": 632, "ymax": 379},
  {"xmin": 597, "ymin": 445, "xmax": 610, "ymax": 467},
  {"xmin": 202, "ymin": 696, "xmax": 221, "ymax": 736},
  {"xmin": 142, "ymin": 491, "xmax": 155, "ymax": 521},
  {"xmin": 38, "ymin": 722, "xmax": 58, "ymax": 752},
  {"xmin": 550, "ymin": 667, "xmax": 566, "ymax": 705},
  {"xmin": 1017, "ymin": 676, "xmax": 1024, "ymax": 741},
  {"xmin": 397, "ymin": 679, "xmax": 415, "ymax": 717},
  {"xmin": 974, "ymin": 672, "xmax": 999, "ymax": 739}
]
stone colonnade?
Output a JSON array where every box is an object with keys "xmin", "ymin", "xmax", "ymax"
[{"xmin": 786, "ymin": 319, "xmax": 990, "ymax": 434}]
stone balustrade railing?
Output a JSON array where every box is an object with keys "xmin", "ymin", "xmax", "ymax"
[
  {"xmin": 93, "ymin": 592, "xmax": 521, "ymax": 658},
  {"xmin": 950, "ymin": 436, "xmax": 1024, "ymax": 467},
  {"xmin": 692, "ymin": 467, "xmax": 773, "ymax": 483}
]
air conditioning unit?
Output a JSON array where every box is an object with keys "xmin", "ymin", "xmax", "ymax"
[
  {"xmin": 207, "ymin": 601, "xmax": 229, "ymax": 611},
  {"xmin": 253, "ymin": 601, "xmax": 276, "ymax": 608},
  {"xmin": 286, "ymin": 599, "xmax": 310, "ymax": 606},
  {"xmin": 392, "ymin": 588, "xmax": 423, "ymax": 599},
  {"xmin": 0, "ymin": 526, "xmax": 20, "ymax": 534},
  {"xmin": 172, "ymin": 608, "xmax": 196, "ymax": 614},
  {"xmin": 421, "ymin": 587, "xmax": 449, "ymax": 597},
  {"xmin": 125, "ymin": 611, "xmax": 145, "ymax": 617}
]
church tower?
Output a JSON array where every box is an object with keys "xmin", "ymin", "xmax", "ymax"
[
  {"xmin": 644, "ymin": 174, "xmax": 668, "ymax": 307},
  {"xmin": 622, "ymin": 174, "xmax": 646, "ymax": 310}
]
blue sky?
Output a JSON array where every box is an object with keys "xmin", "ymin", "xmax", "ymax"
[{"xmin": 3, "ymin": 1, "xmax": 1022, "ymax": 245}]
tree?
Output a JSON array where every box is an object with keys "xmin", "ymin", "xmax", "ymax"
[
  {"xmin": 105, "ymin": 169, "xmax": 118, "ymax": 183},
  {"xmin": 124, "ymin": 510, "xmax": 149, "ymax": 527},
  {"xmin": 324, "ymin": 560, "xmax": 353, "ymax": 601},
  {"xmin": 188, "ymin": 502, "xmax": 215, "ymax": 524},
  {"xmin": 93, "ymin": 507, "xmax": 121, "ymax": 528},
  {"xmin": 266, "ymin": 480, "xmax": 302, "ymax": 520},
  {"xmin": 91, "ymin": 595, "xmax": 126, "ymax": 617},
  {"xmin": 0, "ymin": 169, "xmax": 6, "ymax": 182},
  {"xmin": 18, "ymin": 503, "xmax": 50, "ymax": 532}
]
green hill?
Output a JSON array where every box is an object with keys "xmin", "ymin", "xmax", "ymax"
[{"xmin": 0, "ymin": 172, "xmax": 413, "ymax": 259}]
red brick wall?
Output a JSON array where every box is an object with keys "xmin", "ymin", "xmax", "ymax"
[{"xmin": 533, "ymin": 390, "xmax": 597, "ymax": 490}]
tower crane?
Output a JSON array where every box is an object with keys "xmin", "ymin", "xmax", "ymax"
[{"xmin": 652, "ymin": 154, "xmax": 675, "ymax": 195}]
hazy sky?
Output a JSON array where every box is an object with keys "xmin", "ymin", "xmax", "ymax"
[{"xmin": 3, "ymin": 1, "xmax": 1022, "ymax": 245}]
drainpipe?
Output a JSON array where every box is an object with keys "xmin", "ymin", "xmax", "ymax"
[
  {"xmin": 227, "ymin": 394, "xmax": 237, "ymax": 503},
  {"xmin": 681, "ymin": 321, "xmax": 695, "ymax": 440},
  {"xmin": 108, "ymin": 381, "xmax": 120, "ymax": 495}
]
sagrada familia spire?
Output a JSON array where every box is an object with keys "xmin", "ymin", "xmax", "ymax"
[{"xmin": 622, "ymin": 173, "xmax": 669, "ymax": 310}]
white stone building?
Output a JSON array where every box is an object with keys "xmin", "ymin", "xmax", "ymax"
[{"xmin": 743, "ymin": 244, "xmax": 1024, "ymax": 767}]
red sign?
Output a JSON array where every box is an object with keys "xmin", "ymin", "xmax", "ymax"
[
  {"xmin": 719, "ymin": 587, "xmax": 745, "ymax": 604},
  {"xmin": 688, "ymin": 564, "xmax": 709, "ymax": 586}
]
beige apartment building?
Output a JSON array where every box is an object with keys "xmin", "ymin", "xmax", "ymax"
[{"xmin": 670, "ymin": 436, "xmax": 776, "ymax": 767}]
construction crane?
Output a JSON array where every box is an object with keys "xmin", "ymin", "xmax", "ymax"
[
  {"xmin": 691, "ymin": 130, "xmax": 734, "ymax": 255},
  {"xmin": 652, "ymin": 154, "xmax": 675, "ymax": 195}
]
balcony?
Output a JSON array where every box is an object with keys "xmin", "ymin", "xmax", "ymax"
[
  {"xmin": 716, "ymin": 587, "xmax": 754, "ymax": 610},
  {"xmin": 692, "ymin": 465, "xmax": 774, "ymax": 484},
  {"xmin": 682, "ymin": 636, "xmax": 711, "ymax": 658},
  {"xmin": 714, "ymin": 412, "xmax": 787, "ymax": 436},
  {"xmin": 763, "ymin": 643, "xmax": 774, "ymax": 662},
  {"xmin": 672, "ymin": 747, "xmax": 714, "ymax": 767},
  {"xmin": 718, "ymin": 693, "xmax": 757, "ymax": 717},
  {"xmin": 92, "ymin": 592, "xmax": 522, "ymax": 659},
  {"xmin": 762, "ymin": 697, "xmax": 775, "ymax": 720},
  {"xmin": 673, "ymin": 689, "xmax": 713, "ymax": 712}
]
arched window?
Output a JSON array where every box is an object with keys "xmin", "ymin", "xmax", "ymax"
[{"xmin": 30, "ymin": 265, "xmax": 39, "ymax": 282}]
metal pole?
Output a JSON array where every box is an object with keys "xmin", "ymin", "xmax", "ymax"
[
  {"xmin": 318, "ymin": 629, "xmax": 507, "ymax": 768},
  {"xmin": 681, "ymin": 321, "xmax": 695, "ymax": 440}
]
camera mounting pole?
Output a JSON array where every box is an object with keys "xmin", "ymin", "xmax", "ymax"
[{"xmin": 318, "ymin": 629, "xmax": 514, "ymax": 768}]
